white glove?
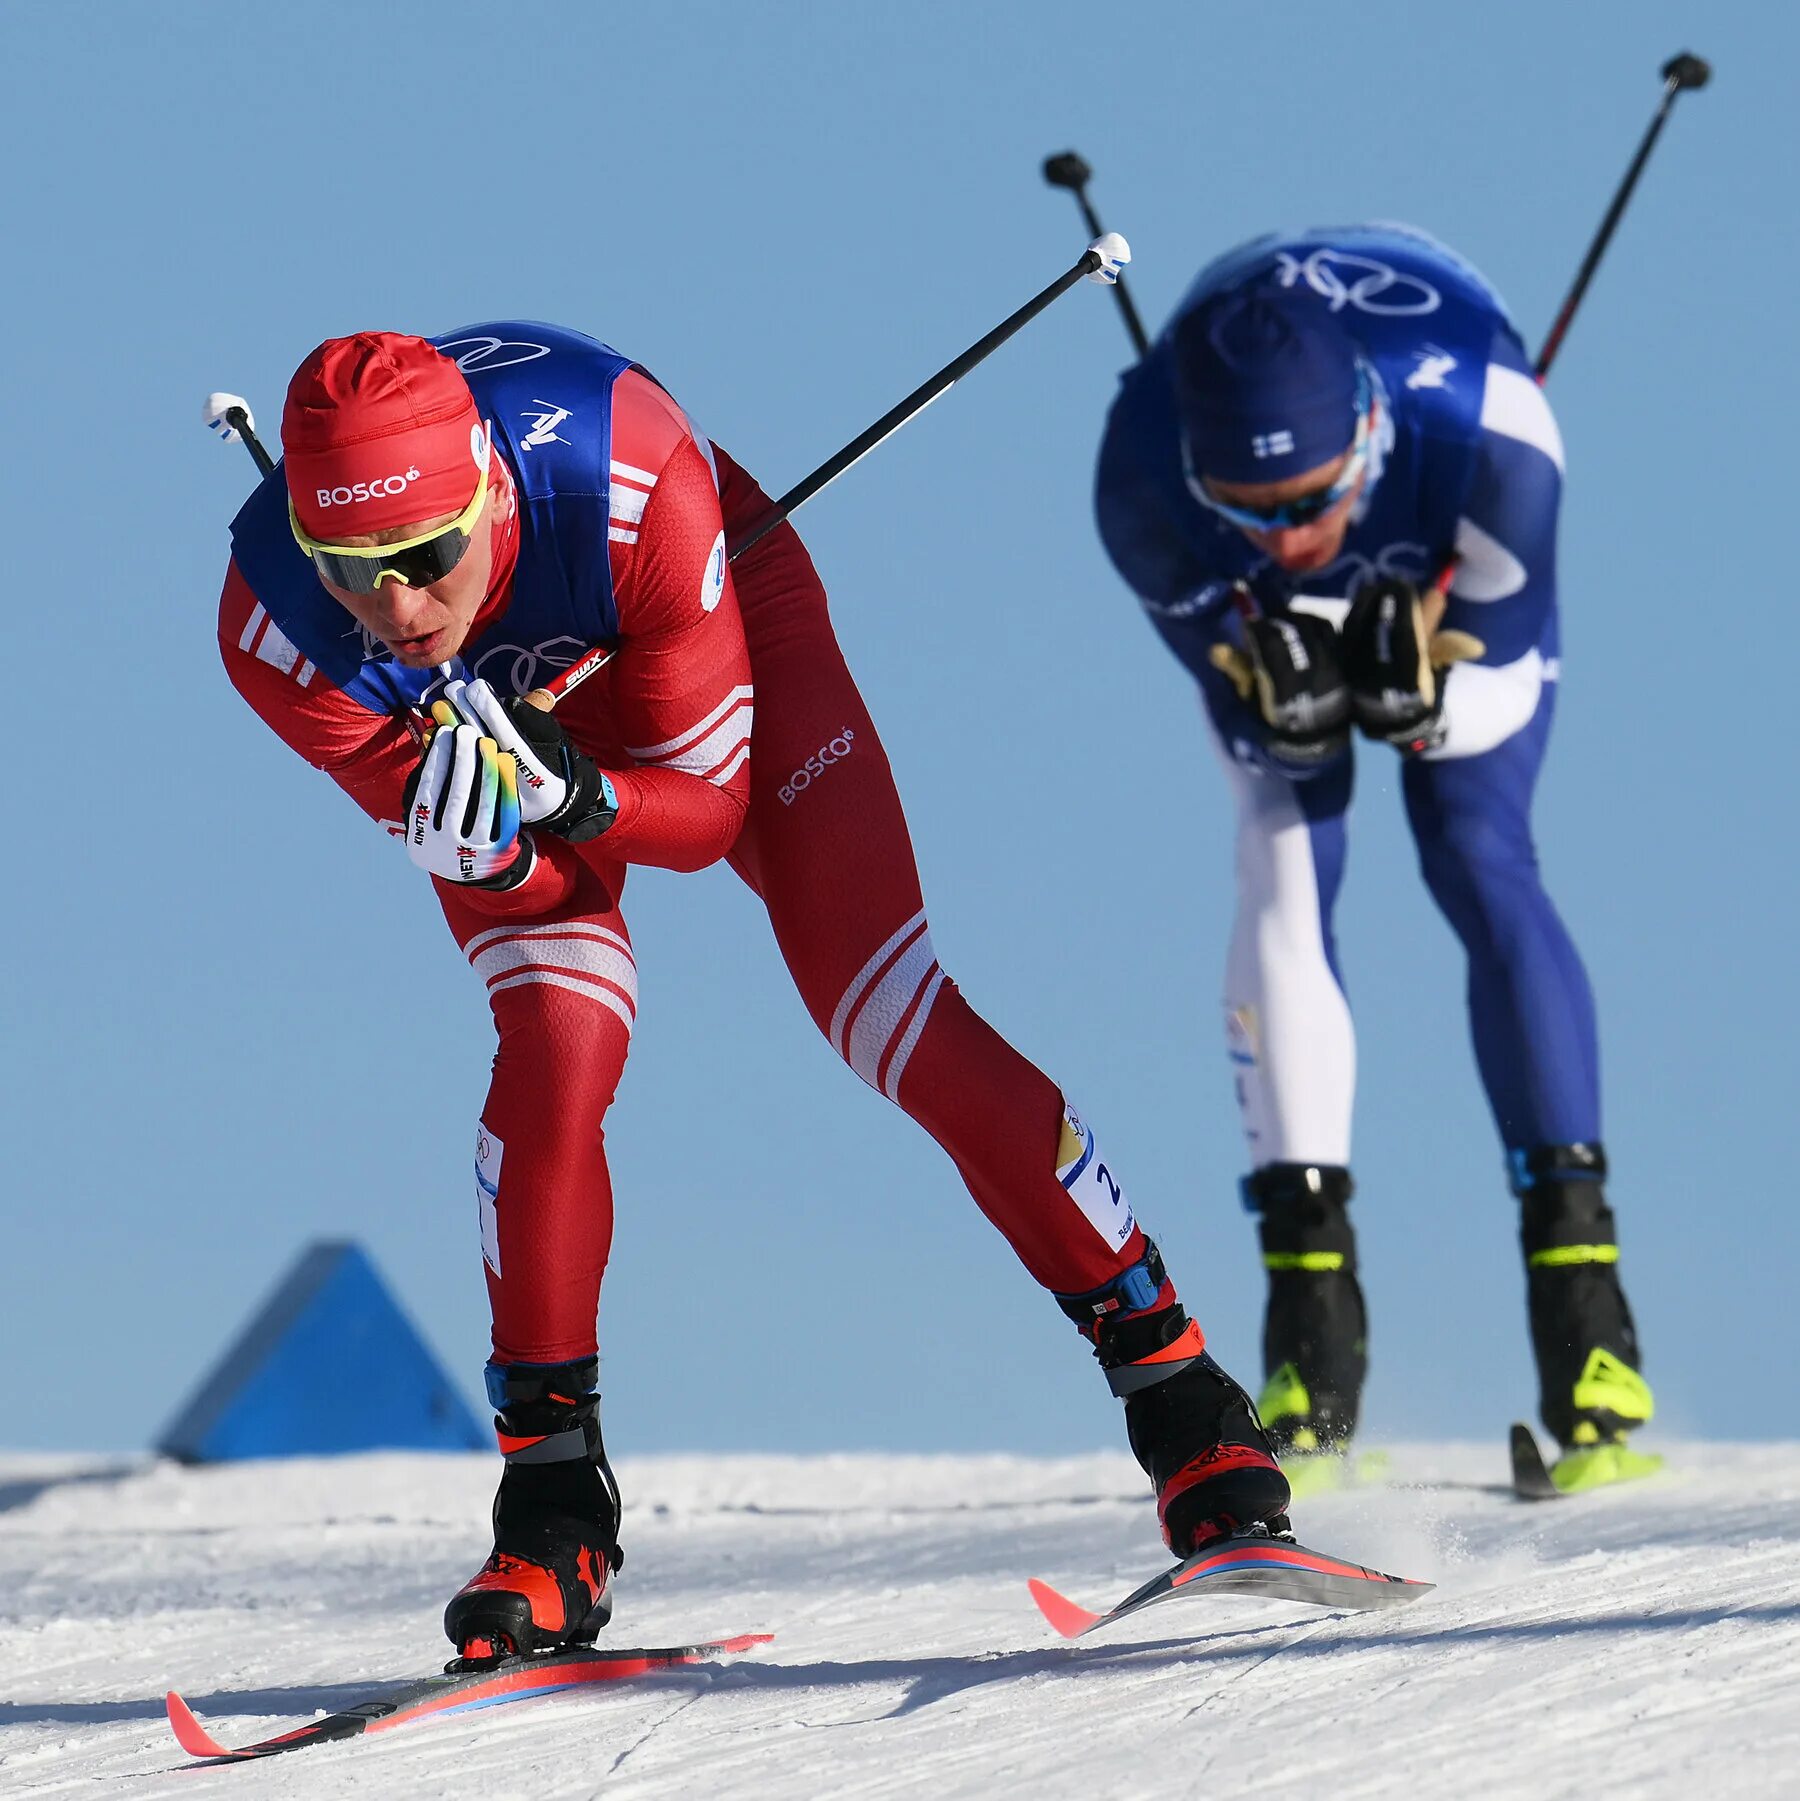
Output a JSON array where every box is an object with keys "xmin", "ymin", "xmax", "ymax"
[
  {"xmin": 436, "ymin": 677, "xmax": 571, "ymax": 826},
  {"xmin": 402, "ymin": 711, "xmax": 530, "ymax": 887}
]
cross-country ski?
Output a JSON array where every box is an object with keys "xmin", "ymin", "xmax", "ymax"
[{"xmin": 164, "ymin": 1634, "xmax": 771, "ymax": 1763}]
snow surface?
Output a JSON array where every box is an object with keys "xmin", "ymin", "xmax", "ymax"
[{"xmin": 2, "ymin": 1444, "xmax": 1797, "ymax": 1798}]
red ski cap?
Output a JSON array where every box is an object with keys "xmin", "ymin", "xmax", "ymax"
[{"xmin": 283, "ymin": 333, "xmax": 485, "ymax": 540}]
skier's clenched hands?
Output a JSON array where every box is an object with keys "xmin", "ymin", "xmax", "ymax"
[
  {"xmin": 1209, "ymin": 608, "xmax": 1352, "ymax": 770},
  {"xmin": 1340, "ymin": 577, "xmax": 1485, "ymax": 755},
  {"xmin": 400, "ymin": 713, "xmax": 532, "ymax": 889},
  {"xmin": 434, "ymin": 677, "xmax": 618, "ymax": 842}
]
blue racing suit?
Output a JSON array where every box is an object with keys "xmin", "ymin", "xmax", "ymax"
[{"xmin": 1095, "ymin": 224, "xmax": 1598, "ymax": 1164}]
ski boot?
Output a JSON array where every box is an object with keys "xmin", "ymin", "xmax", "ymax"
[
  {"xmin": 1514, "ymin": 1144, "xmax": 1659, "ymax": 1490},
  {"xmin": 445, "ymin": 1357, "xmax": 624, "ymax": 1662},
  {"xmin": 1243, "ymin": 1165, "xmax": 1367, "ymax": 1485},
  {"xmin": 1058, "ymin": 1239, "xmax": 1291, "ymax": 1555}
]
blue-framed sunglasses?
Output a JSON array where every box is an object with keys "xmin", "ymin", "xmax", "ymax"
[{"xmin": 1185, "ymin": 363, "xmax": 1376, "ymax": 533}]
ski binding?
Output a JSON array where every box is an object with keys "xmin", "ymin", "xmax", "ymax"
[{"xmin": 1510, "ymin": 1420, "xmax": 1663, "ymax": 1500}]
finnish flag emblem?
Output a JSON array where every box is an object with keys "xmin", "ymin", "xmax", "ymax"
[{"xmin": 1251, "ymin": 430, "xmax": 1296, "ymax": 460}]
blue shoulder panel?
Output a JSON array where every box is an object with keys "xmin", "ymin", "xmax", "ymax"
[
  {"xmin": 1096, "ymin": 223, "xmax": 1527, "ymax": 619},
  {"xmin": 1169, "ymin": 223, "xmax": 1516, "ymax": 472}
]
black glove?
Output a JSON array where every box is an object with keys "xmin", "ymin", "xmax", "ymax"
[
  {"xmin": 1340, "ymin": 577, "xmax": 1484, "ymax": 754},
  {"xmin": 1211, "ymin": 610, "xmax": 1352, "ymax": 770},
  {"xmin": 500, "ymin": 695, "xmax": 620, "ymax": 843}
]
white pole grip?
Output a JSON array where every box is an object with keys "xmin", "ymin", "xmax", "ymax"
[
  {"xmin": 203, "ymin": 391, "xmax": 254, "ymax": 443},
  {"xmin": 1086, "ymin": 232, "xmax": 1131, "ymax": 285}
]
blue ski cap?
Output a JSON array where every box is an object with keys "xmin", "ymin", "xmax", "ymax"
[{"xmin": 1175, "ymin": 286, "xmax": 1361, "ymax": 485}]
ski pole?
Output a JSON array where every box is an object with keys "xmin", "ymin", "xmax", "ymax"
[
  {"xmin": 1042, "ymin": 152, "xmax": 1150, "ymax": 359},
  {"xmin": 205, "ymin": 234, "xmax": 1134, "ymax": 709},
  {"xmin": 725, "ymin": 233, "xmax": 1131, "ymax": 565},
  {"xmin": 1039, "ymin": 150, "xmax": 1261, "ymax": 627},
  {"xmin": 203, "ymin": 391, "xmax": 446, "ymax": 740},
  {"xmin": 1533, "ymin": 51, "xmax": 1710, "ymax": 384},
  {"xmin": 1047, "ymin": 54, "xmax": 1709, "ymax": 628},
  {"xmin": 1421, "ymin": 49, "xmax": 1711, "ymax": 601},
  {"xmin": 203, "ymin": 392, "xmax": 275, "ymax": 477},
  {"xmin": 541, "ymin": 234, "xmax": 1133, "ymax": 702}
]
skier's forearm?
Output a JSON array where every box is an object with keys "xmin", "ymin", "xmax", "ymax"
[{"xmin": 578, "ymin": 764, "xmax": 748, "ymax": 873}]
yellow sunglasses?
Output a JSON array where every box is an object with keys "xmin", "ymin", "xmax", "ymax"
[{"xmin": 290, "ymin": 422, "xmax": 491, "ymax": 594}]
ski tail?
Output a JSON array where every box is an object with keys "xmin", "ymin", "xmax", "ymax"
[
  {"xmin": 1510, "ymin": 1421, "xmax": 1561, "ymax": 1500},
  {"xmin": 1027, "ymin": 1577, "xmax": 1105, "ymax": 1639},
  {"xmin": 166, "ymin": 1633, "xmax": 774, "ymax": 1763},
  {"xmin": 1510, "ymin": 1419, "xmax": 1663, "ymax": 1498},
  {"xmin": 165, "ymin": 1691, "xmax": 235, "ymax": 1761}
]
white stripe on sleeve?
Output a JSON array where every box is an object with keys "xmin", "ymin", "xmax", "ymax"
[
  {"xmin": 1448, "ymin": 516, "xmax": 1528, "ymax": 604},
  {"xmin": 626, "ymin": 685, "xmax": 754, "ymax": 761},
  {"xmin": 1426, "ymin": 648, "xmax": 1549, "ymax": 761}
]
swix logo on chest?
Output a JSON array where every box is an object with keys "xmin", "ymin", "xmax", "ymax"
[
  {"xmin": 317, "ymin": 466, "xmax": 422, "ymax": 508},
  {"xmin": 466, "ymin": 634, "xmax": 593, "ymax": 697}
]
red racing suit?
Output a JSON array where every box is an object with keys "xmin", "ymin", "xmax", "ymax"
[{"xmin": 223, "ymin": 367, "xmax": 1163, "ymax": 1364}]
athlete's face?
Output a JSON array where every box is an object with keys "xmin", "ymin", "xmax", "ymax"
[
  {"xmin": 1205, "ymin": 451, "xmax": 1366, "ymax": 575},
  {"xmin": 314, "ymin": 481, "xmax": 499, "ymax": 668}
]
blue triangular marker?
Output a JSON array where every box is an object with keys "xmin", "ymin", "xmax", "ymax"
[{"xmin": 157, "ymin": 1241, "xmax": 486, "ymax": 1461}]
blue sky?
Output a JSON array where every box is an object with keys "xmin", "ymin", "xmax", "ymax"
[{"xmin": 4, "ymin": 3, "xmax": 1790, "ymax": 1455}]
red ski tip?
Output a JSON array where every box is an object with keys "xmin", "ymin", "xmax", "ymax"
[
  {"xmin": 1028, "ymin": 1577, "xmax": 1104, "ymax": 1639},
  {"xmin": 709, "ymin": 1632, "xmax": 776, "ymax": 1654},
  {"xmin": 165, "ymin": 1691, "xmax": 234, "ymax": 1760}
]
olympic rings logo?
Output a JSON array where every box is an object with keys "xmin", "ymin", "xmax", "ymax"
[
  {"xmin": 440, "ymin": 336, "xmax": 553, "ymax": 373},
  {"xmin": 1272, "ymin": 249, "xmax": 1442, "ymax": 317},
  {"xmin": 467, "ymin": 635, "xmax": 593, "ymax": 696}
]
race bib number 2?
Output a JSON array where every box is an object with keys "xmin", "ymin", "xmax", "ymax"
[{"xmin": 1056, "ymin": 1105, "xmax": 1136, "ymax": 1252}]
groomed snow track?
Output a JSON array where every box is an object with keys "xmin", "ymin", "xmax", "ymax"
[{"xmin": 2, "ymin": 1445, "xmax": 1795, "ymax": 1797}]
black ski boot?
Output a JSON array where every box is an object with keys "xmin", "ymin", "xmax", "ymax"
[
  {"xmin": 1243, "ymin": 1164, "xmax": 1367, "ymax": 1456},
  {"xmin": 1513, "ymin": 1144, "xmax": 1653, "ymax": 1450},
  {"xmin": 1058, "ymin": 1240, "xmax": 1290, "ymax": 1555},
  {"xmin": 445, "ymin": 1357, "xmax": 624, "ymax": 1662}
]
